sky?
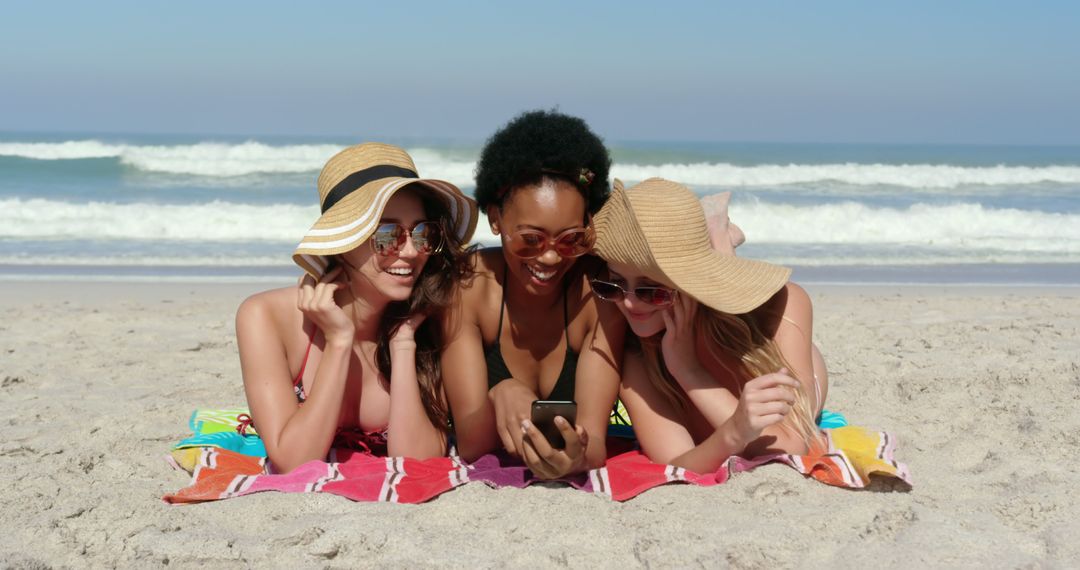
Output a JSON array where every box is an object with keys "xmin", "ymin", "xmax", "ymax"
[{"xmin": 2, "ymin": 1, "xmax": 1079, "ymax": 144}]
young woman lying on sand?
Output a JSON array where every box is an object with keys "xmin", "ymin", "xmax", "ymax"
[
  {"xmin": 441, "ymin": 110, "xmax": 625, "ymax": 478},
  {"xmin": 236, "ymin": 143, "xmax": 477, "ymax": 473},
  {"xmin": 590, "ymin": 178, "xmax": 828, "ymax": 473}
]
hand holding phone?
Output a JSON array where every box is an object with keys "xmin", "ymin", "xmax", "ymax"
[{"xmin": 530, "ymin": 400, "xmax": 578, "ymax": 449}]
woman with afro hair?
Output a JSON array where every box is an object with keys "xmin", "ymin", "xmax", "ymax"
[{"xmin": 441, "ymin": 110, "xmax": 626, "ymax": 478}]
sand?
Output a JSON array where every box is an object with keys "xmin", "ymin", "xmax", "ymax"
[{"xmin": 1, "ymin": 280, "xmax": 1079, "ymax": 568}]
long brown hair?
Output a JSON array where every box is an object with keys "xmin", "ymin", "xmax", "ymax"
[
  {"xmin": 633, "ymin": 299, "xmax": 818, "ymax": 447},
  {"xmin": 373, "ymin": 190, "xmax": 475, "ymax": 432}
]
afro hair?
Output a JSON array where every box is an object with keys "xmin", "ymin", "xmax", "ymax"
[{"xmin": 474, "ymin": 109, "xmax": 611, "ymax": 214}]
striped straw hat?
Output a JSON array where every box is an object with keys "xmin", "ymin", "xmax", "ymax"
[
  {"xmin": 293, "ymin": 143, "xmax": 478, "ymax": 279},
  {"xmin": 592, "ymin": 178, "xmax": 791, "ymax": 314}
]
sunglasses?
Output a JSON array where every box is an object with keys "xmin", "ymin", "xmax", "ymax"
[
  {"xmin": 589, "ymin": 279, "xmax": 677, "ymax": 307},
  {"xmin": 371, "ymin": 221, "xmax": 443, "ymax": 256},
  {"xmin": 504, "ymin": 223, "xmax": 595, "ymax": 259}
]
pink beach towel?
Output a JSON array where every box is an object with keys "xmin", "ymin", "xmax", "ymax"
[{"xmin": 164, "ymin": 426, "xmax": 911, "ymax": 504}]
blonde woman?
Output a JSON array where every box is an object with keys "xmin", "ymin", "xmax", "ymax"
[
  {"xmin": 236, "ymin": 143, "xmax": 477, "ymax": 473},
  {"xmin": 591, "ymin": 178, "xmax": 827, "ymax": 473}
]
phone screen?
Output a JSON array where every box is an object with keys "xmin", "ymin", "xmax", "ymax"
[{"xmin": 530, "ymin": 400, "xmax": 577, "ymax": 449}]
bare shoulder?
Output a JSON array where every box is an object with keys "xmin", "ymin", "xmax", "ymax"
[
  {"xmin": 237, "ymin": 286, "xmax": 300, "ymax": 331},
  {"xmin": 457, "ymin": 248, "xmax": 502, "ymax": 301},
  {"xmin": 762, "ymin": 281, "xmax": 811, "ymax": 308},
  {"xmin": 786, "ymin": 280, "xmax": 812, "ymax": 306},
  {"xmin": 780, "ymin": 282, "xmax": 814, "ymax": 339},
  {"xmin": 444, "ymin": 249, "xmax": 500, "ymax": 333},
  {"xmin": 755, "ymin": 282, "xmax": 813, "ymax": 337},
  {"xmin": 472, "ymin": 248, "xmax": 505, "ymax": 277}
]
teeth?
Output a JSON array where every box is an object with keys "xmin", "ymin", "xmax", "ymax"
[
  {"xmin": 527, "ymin": 265, "xmax": 556, "ymax": 282},
  {"xmin": 387, "ymin": 268, "xmax": 413, "ymax": 276}
]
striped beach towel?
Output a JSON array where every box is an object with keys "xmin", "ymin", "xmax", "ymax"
[{"xmin": 164, "ymin": 425, "xmax": 910, "ymax": 504}]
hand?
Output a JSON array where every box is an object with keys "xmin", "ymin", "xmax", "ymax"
[
  {"xmin": 297, "ymin": 267, "xmax": 353, "ymax": 345},
  {"xmin": 729, "ymin": 368, "xmax": 800, "ymax": 448},
  {"xmin": 487, "ymin": 378, "xmax": 538, "ymax": 457},
  {"xmin": 389, "ymin": 313, "xmax": 427, "ymax": 348},
  {"xmin": 660, "ymin": 293, "xmax": 704, "ymax": 384},
  {"xmin": 520, "ymin": 416, "xmax": 589, "ymax": 479}
]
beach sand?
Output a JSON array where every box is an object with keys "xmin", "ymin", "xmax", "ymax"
[{"xmin": 1, "ymin": 280, "xmax": 1078, "ymax": 568}]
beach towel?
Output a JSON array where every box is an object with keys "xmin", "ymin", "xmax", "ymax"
[
  {"xmin": 165, "ymin": 409, "xmax": 905, "ymax": 504},
  {"xmin": 173, "ymin": 407, "xmax": 266, "ymax": 457},
  {"xmin": 169, "ymin": 405, "xmax": 850, "ymax": 459}
]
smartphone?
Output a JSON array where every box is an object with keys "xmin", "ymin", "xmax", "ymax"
[{"xmin": 530, "ymin": 400, "xmax": 578, "ymax": 449}]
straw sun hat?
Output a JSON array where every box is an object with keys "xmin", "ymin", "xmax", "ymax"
[
  {"xmin": 293, "ymin": 143, "xmax": 478, "ymax": 279},
  {"xmin": 592, "ymin": 178, "xmax": 791, "ymax": 315}
]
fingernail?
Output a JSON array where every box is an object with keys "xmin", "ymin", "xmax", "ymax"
[{"xmin": 555, "ymin": 416, "xmax": 566, "ymax": 427}]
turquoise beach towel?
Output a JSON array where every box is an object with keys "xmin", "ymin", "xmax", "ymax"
[{"xmin": 174, "ymin": 408, "xmax": 266, "ymax": 457}]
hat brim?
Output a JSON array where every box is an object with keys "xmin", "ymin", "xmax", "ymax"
[
  {"xmin": 292, "ymin": 176, "xmax": 477, "ymax": 279},
  {"xmin": 594, "ymin": 177, "xmax": 791, "ymax": 315},
  {"xmin": 655, "ymin": 249, "xmax": 791, "ymax": 315}
]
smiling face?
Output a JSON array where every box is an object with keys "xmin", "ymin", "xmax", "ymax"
[
  {"xmin": 604, "ymin": 261, "xmax": 673, "ymax": 338},
  {"xmin": 339, "ymin": 188, "xmax": 432, "ymax": 303},
  {"xmin": 490, "ymin": 178, "xmax": 588, "ymax": 296}
]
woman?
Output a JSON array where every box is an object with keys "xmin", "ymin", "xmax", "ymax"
[
  {"xmin": 236, "ymin": 143, "xmax": 477, "ymax": 473},
  {"xmin": 591, "ymin": 178, "xmax": 828, "ymax": 474},
  {"xmin": 441, "ymin": 110, "xmax": 625, "ymax": 478}
]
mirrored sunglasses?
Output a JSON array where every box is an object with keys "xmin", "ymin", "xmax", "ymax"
[{"xmin": 371, "ymin": 221, "xmax": 443, "ymax": 256}]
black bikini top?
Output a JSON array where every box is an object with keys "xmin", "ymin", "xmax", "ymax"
[{"xmin": 483, "ymin": 266, "xmax": 578, "ymax": 400}]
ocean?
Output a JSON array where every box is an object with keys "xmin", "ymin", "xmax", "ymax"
[{"xmin": 2, "ymin": 132, "xmax": 1078, "ymax": 285}]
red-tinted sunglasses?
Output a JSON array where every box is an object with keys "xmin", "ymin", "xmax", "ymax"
[
  {"xmin": 371, "ymin": 221, "xmax": 443, "ymax": 256},
  {"xmin": 589, "ymin": 279, "xmax": 677, "ymax": 307},
  {"xmin": 504, "ymin": 222, "xmax": 595, "ymax": 260}
]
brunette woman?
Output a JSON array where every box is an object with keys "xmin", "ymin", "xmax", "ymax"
[{"xmin": 237, "ymin": 143, "xmax": 477, "ymax": 473}]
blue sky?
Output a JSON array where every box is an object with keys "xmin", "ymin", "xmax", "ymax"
[{"xmin": 3, "ymin": 1, "xmax": 1078, "ymax": 144}]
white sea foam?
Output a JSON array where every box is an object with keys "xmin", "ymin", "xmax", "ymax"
[
  {"xmin": 3, "ymin": 198, "xmax": 1078, "ymax": 259},
  {"xmin": 613, "ymin": 162, "xmax": 1080, "ymax": 189},
  {"xmin": 0, "ymin": 140, "xmax": 125, "ymax": 160},
  {"xmin": 0, "ymin": 254, "xmax": 289, "ymax": 267},
  {"xmin": 4, "ymin": 140, "xmax": 1080, "ymax": 188},
  {"xmin": 0, "ymin": 140, "xmax": 476, "ymax": 183},
  {"xmin": 0, "ymin": 198, "xmax": 319, "ymax": 241},
  {"xmin": 731, "ymin": 201, "xmax": 1080, "ymax": 253}
]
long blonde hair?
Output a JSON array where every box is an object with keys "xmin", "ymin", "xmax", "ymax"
[{"xmin": 634, "ymin": 299, "xmax": 818, "ymax": 447}]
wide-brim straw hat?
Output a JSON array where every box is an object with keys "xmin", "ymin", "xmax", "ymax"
[
  {"xmin": 293, "ymin": 142, "xmax": 478, "ymax": 279},
  {"xmin": 592, "ymin": 178, "xmax": 791, "ymax": 314}
]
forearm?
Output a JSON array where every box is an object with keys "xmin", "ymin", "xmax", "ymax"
[
  {"xmin": 666, "ymin": 420, "xmax": 746, "ymax": 474},
  {"xmin": 454, "ymin": 415, "xmax": 498, "ymax": 462},
  {"xmin": 743, "ymin": 423, "xmax": 813, "ymax": 457},
  {"xmin": 386, "ymin": 342, "xmax": 447, "ymax": 458},
  {"xmin": 269, "ymin": 339, "xmax": 351, "ymax": 472},
  {"xmin": 673, "ymin": 366, "xmax": 740, "ymax": 429},
  {"xmin": 583, "ymin": 421, "xmax": 608, "ymax": 470},
  {"xmin": 666, "ymin": 421, "xmax": 813, "ymax": 473}
]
